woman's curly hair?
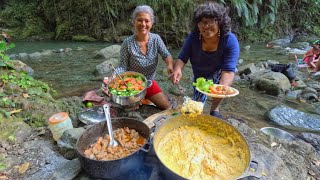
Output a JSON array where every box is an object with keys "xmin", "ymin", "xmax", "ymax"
[{"xmin": 191, "ymin": 2, "xmax": 231, "ymax": 36}]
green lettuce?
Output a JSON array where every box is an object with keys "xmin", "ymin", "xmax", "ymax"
[{"xmin": 192, "ymin": 77, "xmax": 214, "ymax": 93}]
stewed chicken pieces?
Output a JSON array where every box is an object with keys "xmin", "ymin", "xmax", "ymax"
[{"xmin": 84, "ymin": 127, "xmax": 146, "ymax": 160}]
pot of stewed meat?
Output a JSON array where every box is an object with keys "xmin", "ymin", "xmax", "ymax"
[{"xmin": 76, "ymin": 117, "xmax": 150, "ymax": 179}]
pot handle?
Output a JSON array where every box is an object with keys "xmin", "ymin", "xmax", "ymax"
[
  {"xmin": 153, "ymin": 115, "xmax": 169, "ymax": 131},
  {"xmin": 238, "ymin": 158, "xmax": 264, "ymax": 179},
  {"xmin": 147, "ymin": 80, "xmax": 153, "ymax": 88},
  {"xmin": 140, "ymin": 142, "xmax": 152, "ymax": 152}
]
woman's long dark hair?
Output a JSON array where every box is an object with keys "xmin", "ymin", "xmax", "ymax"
[{"xmin": 191, "ymin": 2, "xmax": 231, "ymax": 36}]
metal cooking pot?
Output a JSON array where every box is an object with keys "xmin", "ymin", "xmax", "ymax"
[
  {"xmin": 107, "ymin": 71, "xmax": 152, "ymax": 105},
  {"xmin": 153, "ymin": 114, "xmax": 262, "ymax": 180},
  {"xmin": 76, "ymin": 117, "xmax": 150, "ymax": 179}
]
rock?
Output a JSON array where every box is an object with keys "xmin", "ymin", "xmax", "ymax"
[
  {"xmin": 6, "ymin": 60, "xmax": 34, "ymax": 76},
  {"xmin": 94, "ymin": 45, "xmax": 121, "ymax": 59},
  {"xmin": 0, "ymin": 121, "xmax": 33, "ymax": 144},
  {"xmin": 18, "ymin": 53, "xmax": 29, "ymax": 60},
  {"xmin": 250, "ymin": 71, "xmax": 291, "ymax": 96},
  {"xmin": 41, "ymin": 50, "xmax": 53, "ymax": 56},
  {"xmin": 296, "ymin": 133, "xmax": 320, "ymax": 154},
  {"xmin": 295, "ymin": 80, "xmax": 307, "ymax": 89},
  {"xmin": 312, "ymin": 102, "xmax": 320, "ymax": 115},
  {"xmin": 9, "ymin": 54, "xmax": 17, "ymax": 60},
  {"xmin": 303, "ymin": 87, "xmax": 318, "ymax": 94},
  {"xmin": 238, "ymin": 59, "xmax": 244, "ymax": 65},
  {"xmin": 57, "ymin": 128, "xmax": 85, "ymax": 160},
  {"xmin": 266, "ymin": 105, "xmax": 320, "ymax": 131},
  {"xmin": 94, "ymin": 58, "xmax": 120, "ymax": 76},
  {"xmin": 51, "ymin": 158, "xmax": 81, "ymax": 180},
  {"xmin": 237, "ymin": 63, "xmax": 257, "ymax": 75},
  {"xmin": 307, "ymin": 83, "xmax": 320, "ymax": 91},
  {"xmin": 266, "ymin": 60, "xmax": 280, "ymax": 65},
  {"xmin": 242, "ymin": 45, "xmax": 250, "ymax": 51},
  {"xmin": 242, "ymin": 143, "xmax": 292, "ymax": 180},
  {"xmin": 286, "ymin": 90, "xmax": 302, "ymax": 99},
  {"xmin": 26, "ymin": 145, "xmax": 69, "ymax": 180},
  {"xmin": 28, "ymin": 52, "xmax": 41, "ymax": 59},
  {"xmin": 300, "ymin": 93, "xmax": 318, "ymax": 101}
]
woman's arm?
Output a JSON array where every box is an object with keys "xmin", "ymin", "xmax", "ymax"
[
  {"xmin": 172, "ymin": 59, "xmax": 185, "ymax": 84},
  {"xmin": 156, "ymin": 34, "xmax": 174, "ymax": 74},
  {"xmin": 221, "ymin": 33, "xmax": 239, "ymax": 72},
  {"xmin": 219, "ymin": 71, "xmax": 235, "ymax": 86},
  {"xmin": 165, "ymin": 56, "xmax": 174, "ymax": 74},
  {"xmin": 171, "ymin": 33, "xmax": 193, "ymax": 84},
  {"xmin": 219, "ymin": 33, "xmax": 239, "ymax": 86}
]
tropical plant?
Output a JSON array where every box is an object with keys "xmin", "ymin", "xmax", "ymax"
[
  {"xmin": 1, "ymin": 0, "xmax": 320, "ymax": 43},
  {"xmin": 0, "ymin": 41, "xmax": 15, "ymax": 67}
]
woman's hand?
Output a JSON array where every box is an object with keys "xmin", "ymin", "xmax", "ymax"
[
  {"xmin": 171, "ymin": 68, "xmax": 182, "ymax": 85},
  {"xmin": 171, "ymin": 59, "xmax": 185, "ymax": 84},
  {"xmin": 167, "ymin": 63, "xmax": 174, "ymax": 75},
  {"xmin": 165, "ymin": 56, "xmax": 174, "ymax": 75},
  {"xmin": 102, "ymin": 74, "xmax": 116, "ymax": 96}
]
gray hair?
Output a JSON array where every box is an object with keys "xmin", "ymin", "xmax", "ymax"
[{"xmin": 131, "ymin": 5, "xmax": 155, "ymax": 23}]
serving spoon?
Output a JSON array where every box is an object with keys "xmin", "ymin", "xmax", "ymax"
[
  {"xmin": 103, "ymin": 104, "xmax": 118, "ymax": 147},
  {"xmin": 109, "ymin": 64, "xmax": 128, "ymax": 88}
]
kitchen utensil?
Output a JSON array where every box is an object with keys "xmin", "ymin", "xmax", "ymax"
[
  {"xmin": 103, "ymin": 104, "xmax": 118, "ymax": 147},
  {"xmin": 260, "ymin": 127, "xmax": 296, "ymax": 141},
  {"xmin": 109, "ymin": 64, "xmax": 128, "ymax": 88},
  {"xmin": 107, "ymin": 71, "xmax": 152, "ymax": 105},
  {"xmin": 153, "ymin": 114, "xmax": 262, "ymax": 179},
  {"xmin": 76, "ymin": 117, "xmax": 151, "ymax": 179}
]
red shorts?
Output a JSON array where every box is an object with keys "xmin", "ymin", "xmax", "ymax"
[{"xmin": 145, "ymin": 80, "xmax": 162, "ymax": 98}]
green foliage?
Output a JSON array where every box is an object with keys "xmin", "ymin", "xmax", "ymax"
[
  {"xmin": 1, "ymin": 71, "xmax": 49, "ymax": 92},
  {"xmin": 1, "ymin": 0, "xmax": 320, "ymax": 43},
  {"xmin": 0, "ymin": 41, "xmax": 15, "ymax": 67},
  {"xmin": 239, "ymin": 26, "xmax": 277, "ymax": 42},
  {"xmin": 72, "ymin": 35, "xmax": 96, "ymax": 42}
]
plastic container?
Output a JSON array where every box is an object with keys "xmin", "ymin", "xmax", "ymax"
[{"xmin": 48, "ymin": 112, "xmax": 73, "ymax": 141}]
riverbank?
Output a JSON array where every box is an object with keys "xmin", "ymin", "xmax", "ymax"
[{"xmin": 1, "ymin": 41, "xmax": 320, "ymax": 179}]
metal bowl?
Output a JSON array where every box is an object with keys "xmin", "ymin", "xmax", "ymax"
[
  {"xmin": 107, "ymin": 71, "xmax": 151, "ymax": 105},
  {"xmin": 260, "ymin": 127, "xmax": 296, "ymax": 141}
]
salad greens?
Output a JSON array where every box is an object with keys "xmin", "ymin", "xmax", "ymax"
[
  {"xmin": 192, "ymin": 77, "xmax": 214, "ymax": 93},
  {"xmin": 109, "ymin": 75, "xmax": 145, "ymax": 96}
]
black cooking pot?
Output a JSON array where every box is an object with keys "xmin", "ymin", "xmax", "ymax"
[{"xmin": 76, "ymin": 117, "xmax": 150, "ymax": 179}]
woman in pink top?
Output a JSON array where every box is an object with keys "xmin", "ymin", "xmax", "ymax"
[{"xmin": 303, "ymin": 42, "xmax": 320, "ymax": 69}]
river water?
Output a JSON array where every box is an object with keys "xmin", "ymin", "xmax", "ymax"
[{"xmin": 7, "ymin": 41, "xmax": 313, "ymax": 130}]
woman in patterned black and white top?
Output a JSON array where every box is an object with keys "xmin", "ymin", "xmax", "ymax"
[{"xmin": 115, "ymin": 5, "xmax": 174, "ymax": 110}]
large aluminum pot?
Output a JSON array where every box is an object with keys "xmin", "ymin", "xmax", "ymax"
[
  {"xmin": 153, "ymin": 114, "xmax": 260, "ymax": 180},
  {"xmin": 76, "ymin": 117, "xmax": 150, "ymax": 179},
  {"xmin": 107, "ymin": 71, "xmax": 152, "ymax": 105}
]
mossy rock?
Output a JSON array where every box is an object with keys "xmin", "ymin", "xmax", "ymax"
[{"xmin": 0, "ymin": 118, "xmax": 33, "ymax": 143}]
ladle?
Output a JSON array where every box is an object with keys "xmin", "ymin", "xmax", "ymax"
[
  {"xmin": 109, "ymin": 64, "xmax": 128, "ymax": 88},
  {"xmin": 103, "ymin": 104, "xmax": 118, "ymax": 147}
]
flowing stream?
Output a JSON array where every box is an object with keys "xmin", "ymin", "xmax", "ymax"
[{"xmin": 7, "ymin": 41, "xmax": 313, "ymax": 130}]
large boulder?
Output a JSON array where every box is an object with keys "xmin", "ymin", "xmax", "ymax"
[
  {"xmin": 266, "ymin": 105, "xmax": 320, "ymax": 132},
  {"xmin": 94, "ymin": 58, "xmax": 120, "ymax": 76},
  {"xmin": 6, "ymin": 60, "xmax": 34, "ymax": 76},
  {"xmin": 250, "ymin": 70, "xmax": 291, "ymax": 96},
  {"xmin": 94, "ymin": 45, "xmax": 121, "ymax": 59}
]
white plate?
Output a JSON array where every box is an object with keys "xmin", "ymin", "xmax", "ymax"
[{"xmin": 196, "ymin": 85, "xmax": 239, "ymax": 98}]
